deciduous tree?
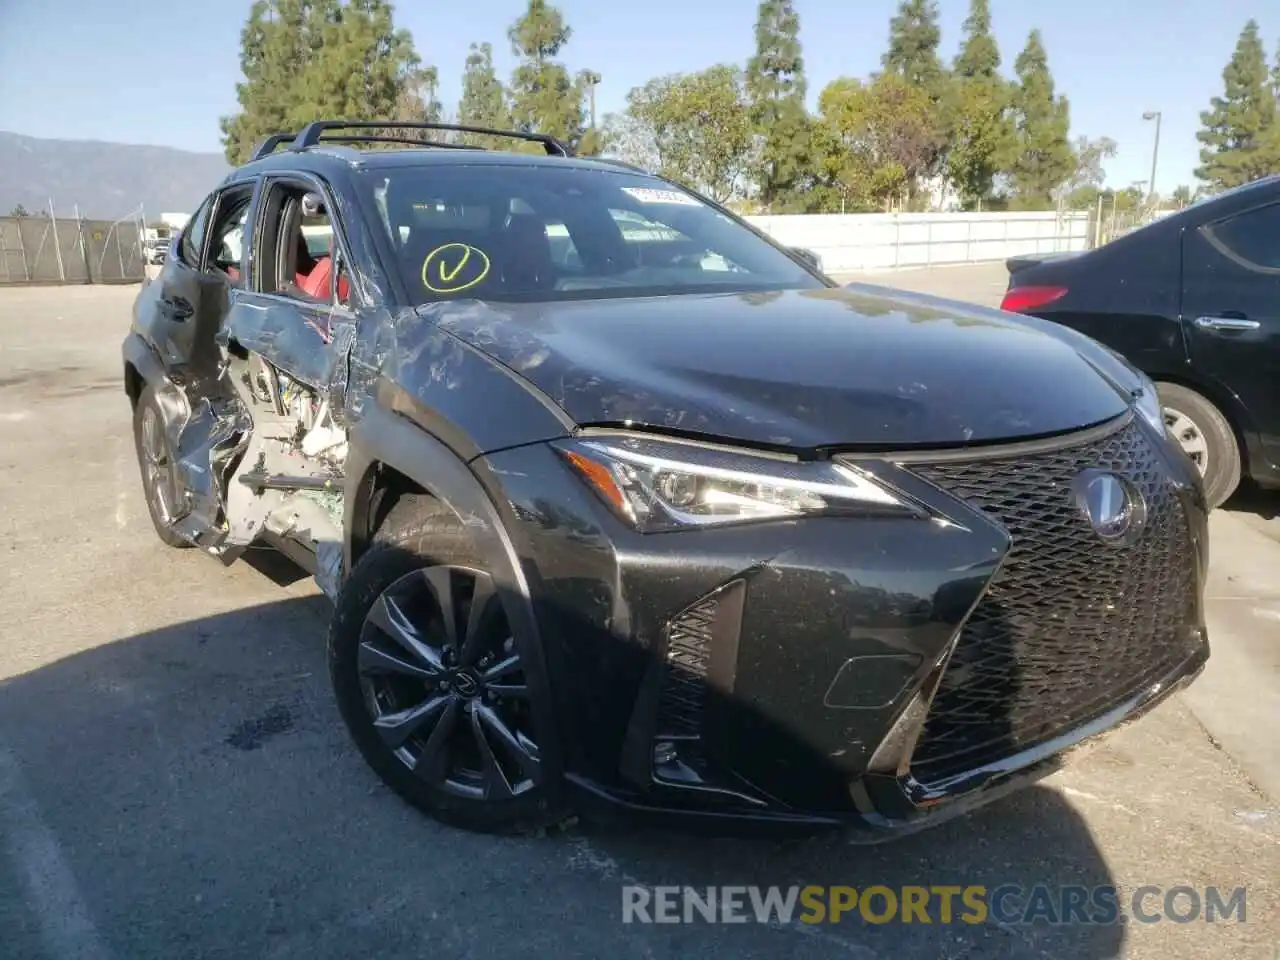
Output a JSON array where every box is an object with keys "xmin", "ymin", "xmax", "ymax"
[
  {"xmin": 818, "ymin": 74, "xmax": 936, "ymax": 211},
  {"xmin": 1195, "ymin": 20, "xmax": 1280, "ymax": 190},
  {"xmin": 621, "ymin": 66, "xmax": 753, "ymax": 203},
  {"xmin": 1058, "ymin": 135, "xmax": 1117, "ymax": 201}
]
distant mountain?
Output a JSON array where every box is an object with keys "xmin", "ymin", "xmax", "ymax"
[{"xmin": 0, "ymin": 131, "xmax": 231, "ymax": 221}]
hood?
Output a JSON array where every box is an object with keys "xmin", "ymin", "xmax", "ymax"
[{"xmin": 425, "ymin": 286, "xmax": 1131, "ymax": 450}]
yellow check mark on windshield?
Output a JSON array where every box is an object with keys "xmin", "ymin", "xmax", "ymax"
[
  {"xmin": 422, "ymin": 243, "xmax": 490, "ymax": 294},
  {"xmin": 438, "ymin": 246, "xmax": 470, "ymax": 284}
]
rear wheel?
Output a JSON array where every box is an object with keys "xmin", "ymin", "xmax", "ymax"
[
  {"xmin": 328, "ymin": 498, "xmax": 562, "ymax": 834},
  {"xmin": 1155, "ymin": 382, "xmax": 1241, "ymax": 508},
  {"xmin": 132, "ymin": 386, "xmax": 191, "ymax": 548}
]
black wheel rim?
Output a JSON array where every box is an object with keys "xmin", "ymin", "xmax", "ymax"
[
  {"xmin": 357, "ymin": 565, "xmax": 541, "ymax": 800},
  {"xmin": 139, "ymin": 405, "xmax": 177, "ymax": 523}
]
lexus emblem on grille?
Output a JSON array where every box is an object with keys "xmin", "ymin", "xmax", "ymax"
[{"xmin": 1072, "ymin": 470, "xmax": 1146, "ymax": 543}]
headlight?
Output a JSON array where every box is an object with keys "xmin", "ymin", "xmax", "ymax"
[
  {"xmin": 1131, "ymin": 373, "xmax": 1166, "ymax": 436},
  {"xmin": 554, "ymin": 436, "xmax": 920, "ymax": 532}
]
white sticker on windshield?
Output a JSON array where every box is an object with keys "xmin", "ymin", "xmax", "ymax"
[{"xmin": 621, "ymin": 187, "xmax": 699, "ymax": 206}]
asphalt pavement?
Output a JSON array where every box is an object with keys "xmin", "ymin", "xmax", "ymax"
[{"xmin": 0, "ymin": 275, "xmax": 1276, "ymax": 960}]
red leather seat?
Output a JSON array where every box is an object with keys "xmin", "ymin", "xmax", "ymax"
[
  {"xmin": 300, "ymin": 256, "xmax": 333, "ymax": 298},
  {"xmin": 297, "ymin": 234, "xmax": 349, "ymax": 302}
]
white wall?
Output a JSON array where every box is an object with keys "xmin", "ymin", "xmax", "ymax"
[
  {"xmin": 746, "ymin": 211, "xmax": 1091, "ymax": 274},
  {"xmin": 159, "ymin": 212, "xmax": 190, "ymax": 231}
]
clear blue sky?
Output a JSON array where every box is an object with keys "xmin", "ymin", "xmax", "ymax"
[{"xmin": 0, "ymin": 0, "xmax": 1275, "ymax": 193}]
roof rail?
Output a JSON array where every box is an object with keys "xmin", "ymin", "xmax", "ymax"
[
  {"xmin": 290, "ymin": 121, "xmax": 573, "ymax": 157},
  {"xmin": 317, "ymin": 135, "xmax": 486, "ymax": 151},
  {"xmin": 249, "ymin": 133, "xmax": 298, "ymax": 162},
  {"xmin": 591, "ymin": 157, "xmax": 651, "ymax": 174}
]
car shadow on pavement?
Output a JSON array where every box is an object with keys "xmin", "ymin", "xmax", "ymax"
[
  {"xmin": 0, "ymin": 595, "xmax": 1123, "ymax": 960},
  {"xmin": 1223, "ymin": 480, "xmax": 1280, "ymax": 520}
]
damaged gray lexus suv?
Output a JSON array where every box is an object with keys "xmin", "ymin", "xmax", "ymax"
[{"xmin": 123, "ymin": 121, "xmax": 1209, "ymax": 836}]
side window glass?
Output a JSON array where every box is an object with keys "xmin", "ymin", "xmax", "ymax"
[
  {"xmin": 208, "ymin": 195, "xmax": 252, "ymax": 285},
  {"xmin": 179, "ymin": 195, "xmax": 214, "ymax": 267},
  {"xmin": 1204, "ymin": 203, "xmax": 1280, "ymax": 271},
  {"xmin": 261, "ymin": 182, "xmax": 347, "ymax": 306}
]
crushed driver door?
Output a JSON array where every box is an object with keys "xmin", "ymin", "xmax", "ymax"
[{"xmin": 137, "ymin": 184, "xmax": 258, "ymax": 550}]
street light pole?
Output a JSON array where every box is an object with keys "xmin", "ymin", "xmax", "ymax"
[{"xmin": 1142, "ymin": 111, "xmax": 1162, "ymax": 206}]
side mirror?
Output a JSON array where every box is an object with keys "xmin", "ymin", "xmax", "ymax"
[{"xmin": 790, "ymin": 246, "xmax": 823, "ymax": 273}]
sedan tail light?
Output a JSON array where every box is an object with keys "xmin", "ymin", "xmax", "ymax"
[{"xmin": 1000, "ymin": 285, "xmax": 1068, "ymax": 313}]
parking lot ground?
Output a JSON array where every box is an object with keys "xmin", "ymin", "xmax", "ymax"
[{"xmin": 1, "ymin": 279, "xmax": 1277, "ymax": 960}]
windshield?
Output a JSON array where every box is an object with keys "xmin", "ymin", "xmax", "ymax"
[{"xmin": 357, "ymin": 164, "xmax": 824, "ymax": 304}]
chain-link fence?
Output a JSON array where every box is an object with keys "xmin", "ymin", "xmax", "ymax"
[
  {"xmin": 1084, "ymin": 202, "xmax": 1174, "ymax": 249},
  {"xmin": 0, "ymin": 210, "xmax": 146, "ymax": 285}
]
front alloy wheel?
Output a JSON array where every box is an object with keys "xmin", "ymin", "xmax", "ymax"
[
  {"xmin": 329, "ymin": 500, "xmax": 561, "ymax": 834},
  {"xmin": 358, "ymin": 566, "xmax": 540, "ymax": 801}
]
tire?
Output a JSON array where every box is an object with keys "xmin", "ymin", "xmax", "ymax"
[
  {"xmin": 328, "ymin": 497, "xmax": 563, "ymax": 835},
  {"xmin": 131, "ymin": 385, "xmax": 191, "ymax": 548},
  {"xmin": 1155, "ymin": 382, "xmax": 1241, "ymax": 509}
]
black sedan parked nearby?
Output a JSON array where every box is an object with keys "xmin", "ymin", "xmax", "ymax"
[
  {"xmin": 1003, "ymin": 175, "xmax": 1280, "ymax": 508},
  {"xmin": 123, "ymin": 121, "xmax": 1208, "ymax": 837}
]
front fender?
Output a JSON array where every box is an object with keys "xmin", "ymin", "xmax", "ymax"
[{"xmin": 342, "ymin": 402, "xmax": 563, "ymax": 782}]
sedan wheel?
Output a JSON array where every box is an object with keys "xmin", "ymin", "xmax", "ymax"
[
  {"xmin": 1154, "ymin": 381, "xmax": 1241, "ymax": 509},
  {"xmin": 1163, "ymin": 407, "xmax": 1209, "ymax": 477}
]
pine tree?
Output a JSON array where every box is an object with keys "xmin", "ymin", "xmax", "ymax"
[
  {"xmin": 946, "ymin": 0, "xmax": 1011, "ymax": 208},
  {"xmin": 457, "ymin": 43, "xmax": 510, "ymax": 147},
  {"xmin": 954, "ymin": 0, "xmax": 998, "ymax": 80},
  {"xmin": 291, "ymin": 0, "xmax": 421, "ymax": 127},
  {"xmin": 1008, "ymin": 30, "xmax": 1074, "ymax": 208},
  {"xmin": 1195, "ymin": 20, "xmax": 1280, "ymax": 190},
  {"xmin": 745, "ymin": 0, "xmax": 811, "ymax": 210},
  {"xmin": 220, "ymin": 0, "xmax": 314, "ymax": 165},
  {"xmin": 219, "ymin": 0, "xmax": 428, "ymax": 165},
  {"xmin": 882, "ymin": 0, "xmax": 944, "ymax": 97},
  {"xmin": 1273, "ymin": 37, "xmax": 1280, "ymax": 101},
  {"xmin": 506, "ymin": 0, "xmax": 596, "ymax": 151}
]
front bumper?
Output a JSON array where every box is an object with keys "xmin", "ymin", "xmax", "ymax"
[{"xmin": 476, "ymin": 412, "xmax": 1210, "ymax": 836}]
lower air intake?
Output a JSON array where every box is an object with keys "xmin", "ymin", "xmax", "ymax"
[{"xmin": 655, "ymin": 595, "xmax": 717, "ymax": 739}]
